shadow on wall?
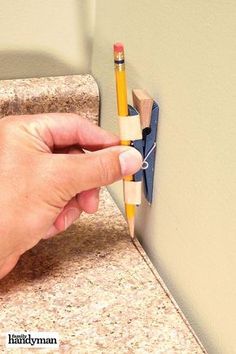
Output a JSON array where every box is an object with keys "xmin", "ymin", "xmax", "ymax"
[
  {"xmin": 0, "ymin": 51, "xmax": 79, "ymax": 80},
  {"xmin": 0, "ymin": 1, "xmax": 95, "ymax": 80},
  {"xmin": 76, "ymin": 0, "xmax": 95, "ymax": 71}
]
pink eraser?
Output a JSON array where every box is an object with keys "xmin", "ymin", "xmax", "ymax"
[{"xmin": 113, "ymin": 42, "xmax": 124, "ymax": 52}]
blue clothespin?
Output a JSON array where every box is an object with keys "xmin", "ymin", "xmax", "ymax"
[
  {"xmin": 141, "ymin": 101, "xmax": 159, "ymax": 204},
  {"xmin": 128, "ymin": 91, "xmax": 159, "ymax": 205}
]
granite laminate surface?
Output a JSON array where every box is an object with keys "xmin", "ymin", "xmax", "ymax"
[
  {"xmin": 0, "ymin": 74, "xmax": 99, "ymax": 123},
  {"xmin": 0, "ymin": 75, "xmax": 205, "ymax": 353},
  {"xmin": 0, "ymin": 189, "xmax": 205, "ymax": 353}
]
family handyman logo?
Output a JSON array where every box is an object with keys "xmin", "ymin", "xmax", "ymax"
[{"xmin": 6, "ymin": 332, "xmax": 59, "ymax": 348}]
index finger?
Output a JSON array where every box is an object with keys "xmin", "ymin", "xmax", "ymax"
[{"xmin": 23, "ymin": 113, "xmax": 120, "ymax": 151}]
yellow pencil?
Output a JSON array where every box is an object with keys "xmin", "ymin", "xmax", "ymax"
[{"xmin": 113, "ymin": 42, "xmax": 135, "ymax": 238}]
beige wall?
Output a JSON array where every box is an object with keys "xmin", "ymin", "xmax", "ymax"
[
  {"xmin": 91, "ymin": 1, "xmax": 236, "ymax": 353},
  {"xmin": 0, "ymin": 0, "xmax": 95, "ymax": 79},
  {"xmin": 1, "ymin": 1, "xmax": 235, "ymax": 352}
]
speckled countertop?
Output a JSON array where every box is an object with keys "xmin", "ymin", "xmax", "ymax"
[
  {"xmin": 0, "ymin": 75, "xmax": 205, "ymax": 353},
  {"xmin": 0, "ymin": 74, "xmax": 99, "ymax": 124},
  {"xmin": 0, "ymin": 189, "xmax": 205, "ymax": 353}
]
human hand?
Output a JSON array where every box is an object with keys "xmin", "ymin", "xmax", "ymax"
[{"xmin": 0, "ymin": 113, "xmax": 142, "ymax": 279}]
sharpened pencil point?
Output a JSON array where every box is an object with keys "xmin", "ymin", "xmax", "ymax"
[{"xmin": 127, "ymin": 217, "xmax": 135, "ymax": 239}]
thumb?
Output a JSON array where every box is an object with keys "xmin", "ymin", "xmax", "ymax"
[{"xmin": 55, "ymin": 146, "xmax": 143, "ymax": 196}]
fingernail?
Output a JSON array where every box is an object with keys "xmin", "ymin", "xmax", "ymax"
[
  {"xmin": 65, "ymin": 208, "xmax": 81, "ymax": 229},
  {"xmin": 44, "ymin": 225, "xmax": 58, "ymax": 239},
  {"xmin": 119, "ymin": 148, "xmax": 142, "ymax": 176}
]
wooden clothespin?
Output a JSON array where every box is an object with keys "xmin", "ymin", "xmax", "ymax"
[{"xmin": 132, "ymin": 89, "xmax": 159, "ymax": 204}]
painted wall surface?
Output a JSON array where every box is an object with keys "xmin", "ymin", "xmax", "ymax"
[
  {"xmin": 91, "ymin": 1, "xmax": 236, "ymax": 353},
  {"xmin": 0, "ymin": 0, "xmax": 95, "ymax": 79}
]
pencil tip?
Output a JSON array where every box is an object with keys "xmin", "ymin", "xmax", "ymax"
[{"xmin": 128, "ymin": 218, "xmax": 135, "ymax": 239}]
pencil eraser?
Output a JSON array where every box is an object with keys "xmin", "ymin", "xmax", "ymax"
[{"xmin": 114, "ymin": 42, "xmax": 124, "ymax": 52}]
